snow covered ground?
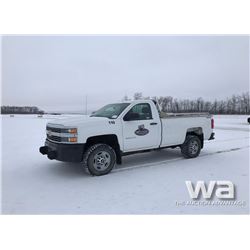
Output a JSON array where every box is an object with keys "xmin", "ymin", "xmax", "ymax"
[{"xmin": 1, "ymin": 114, "xmax": 249, "ymax": 214}]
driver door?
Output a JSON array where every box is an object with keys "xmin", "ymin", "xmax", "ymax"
[{"xmin": 122, "ymin": 103, "xmax": 161, "ymax": 152}]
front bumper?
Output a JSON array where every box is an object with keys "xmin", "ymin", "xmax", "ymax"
[{"xmin": 39, "ymin": 139, "xmax": 85, "ymax": 162}]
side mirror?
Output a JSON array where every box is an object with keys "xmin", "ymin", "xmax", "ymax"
[{"xmin": 124, "ymin": 112, "xmax": 140, "ymax": 121}]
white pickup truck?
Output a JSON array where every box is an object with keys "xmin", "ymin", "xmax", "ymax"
[{"xmin": 40, "ymin": 100, "xmax": 215, "ymax": 176}]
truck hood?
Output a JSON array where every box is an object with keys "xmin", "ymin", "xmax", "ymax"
[{"xmin": 48, "ymin": 116, "xmax": 109, "ymax": 127}]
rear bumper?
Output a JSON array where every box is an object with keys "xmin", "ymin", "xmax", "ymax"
[
  {"xmin": 208, "ymin": 132, "xmax": 215, "ymax": 140},
  {"xmin": 39, "ymin": 139, "xmax": 85, "ymax": 162}
]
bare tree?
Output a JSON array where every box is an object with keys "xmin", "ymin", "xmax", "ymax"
[
  {"xmin": 131, "ymin": 92, "xmax": 250, "ymax": 114},
  {"xmin": 122, "ymin": 95, "xmax": 130, "ymax": 101},
  {"xmin": 133, "ymin": 92, "xmax": 143, "ymax": 100}
]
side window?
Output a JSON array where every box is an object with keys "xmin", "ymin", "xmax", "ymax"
[{"xmin": 125, "ymin": 103, "xmax": 152, "ymax": 120}]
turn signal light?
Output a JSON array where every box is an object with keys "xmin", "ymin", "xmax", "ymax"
[
  {"xmin": 68, "ymin": 128, "xmax": 77, "ymax": 134},
  {"xmin": 68, "ymin": 137, "xmax": 77, "ymax": 142}
]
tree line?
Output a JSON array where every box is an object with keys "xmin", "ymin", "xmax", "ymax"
[
  {"xmin": 1, "ymin": 106, "xmax": 44, "ymax": 114},
  {"xmin": 123, "ymin": 92, "xmax": 250, "ymax": 114}
]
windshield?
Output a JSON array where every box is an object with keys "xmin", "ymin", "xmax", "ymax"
[{"xmin": 90, "ymin": 103, "xmax": 130, "ymax": 119}]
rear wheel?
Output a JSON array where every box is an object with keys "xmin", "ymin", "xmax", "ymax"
[
  {"xmin": 181, "ymin": 135, "xmax": 201, "ymax": 158},
  {"xmin": 83, "ymin": 143, "xmax": 116, "ymax": 176}
]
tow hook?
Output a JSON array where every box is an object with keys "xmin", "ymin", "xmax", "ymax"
[
  {"xmin": 47, "ymin": 151, "xmax": 57, "ymax": 160},
  {"xmin": 39, "ymin": 146, "xmax": 48, "ymax": 155}
]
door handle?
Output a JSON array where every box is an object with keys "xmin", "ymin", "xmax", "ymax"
[{"xmin": 150, "ymin": 122, "xmax": 158, "ymax": 125}]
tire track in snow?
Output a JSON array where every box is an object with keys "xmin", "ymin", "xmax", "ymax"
[
  {"xmin": 201, "ymin": 145, "xmax": 250, "ymax": 157},
  {"xmin": 215, "ymin": 126, "xmax": 249, "ymax": 132},
  {"xmin": 113, "ymin": 145, "xmax": 250, "ymax": 173},
  {"xmin": 114, "ymin": 157, "xmax": 183, "ymax": 173},
  {"xmin": 204, "ymin": 136, "xmax": 250, "ymax": 143}
]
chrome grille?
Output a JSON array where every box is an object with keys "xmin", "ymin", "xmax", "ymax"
[
  {"xmin": 46, "ymin": 126, "xmax": 63, "ymax": 133},
  {"xmin": 47, "ymin": 134, "xmax": 61, "ymax": 142},
  {"xmin": 46, "ymin": 125, "xmax": 77, "ymax": 143}
]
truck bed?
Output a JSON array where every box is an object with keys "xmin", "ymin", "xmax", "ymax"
[
  {"xmin": 160, "ymin": 112, "xmax": 213, "ymax": 147},
  {"xmin": 160, "ymin": 112, "xmax": 211, "ymax": 119}
]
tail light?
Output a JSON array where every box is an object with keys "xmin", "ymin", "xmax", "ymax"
[{"xmin": 211, "ymin": 118, "xmax": 214, "ymax": 129}]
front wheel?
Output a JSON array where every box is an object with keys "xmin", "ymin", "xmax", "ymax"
[
  {"xmin": 83, "ymin": 143, "xmax": 116, "ymax": 176},
  {"xmin": 181, "ymin": 135, "xmax": 201, "ymax": 158}
]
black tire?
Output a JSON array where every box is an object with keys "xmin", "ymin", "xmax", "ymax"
[
  {"xmin": 83, "ymin": 143, "xmax": 116, "ymax": 176},
  {"xmin": 181, "ymin": 135, "xmax": 201, "ymax": 159},
  {"xmin": 248, "ymin": 117, "xmax": 250, "ymax": 124}
]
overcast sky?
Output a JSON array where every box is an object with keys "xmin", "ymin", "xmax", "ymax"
[{"xmin": 1, "ymin": 35, "xmax": 249, "ymax": 112}]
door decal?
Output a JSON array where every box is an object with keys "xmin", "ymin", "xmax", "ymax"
[{"xmin": 134, "ymin": 124, "xmax": 149, "ymax": 136}]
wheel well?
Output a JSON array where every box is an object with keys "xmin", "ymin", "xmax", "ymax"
[
  {"xmin": 85, "ymin": 134, "xmax": 122, "ymax": 164},
  {"xmin": 186, "ymin": 127, "xmax": 204, "ymax": 148}
]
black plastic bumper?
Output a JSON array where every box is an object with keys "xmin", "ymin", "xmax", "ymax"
[
  {"xmin": 39, "ymin": 140, "xmax": 85, "ymax": 162},
  {"xmin": 208, "ymin": 132, "xmax": 215, "ymax": 140}
]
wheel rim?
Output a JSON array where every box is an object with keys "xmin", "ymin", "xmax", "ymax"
[
  {"xmin": 93, "ymin": 151, "xmax": 111, "ymax": 171},
  {"xmin": 189, "ymin": 140, "xmax": 199, "ymax": 155}
]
